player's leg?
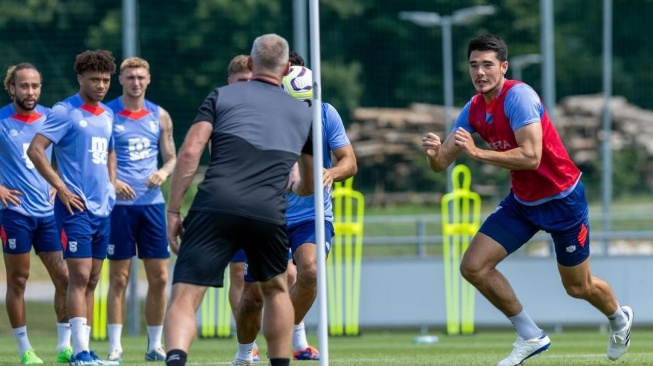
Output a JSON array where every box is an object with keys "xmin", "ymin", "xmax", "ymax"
[
  {"xmin": 106, "ymin": 205, "xmax": 138, "ymax": 362},
  {"xmin": 164, "ymin": 212, "xmax": 233, "ymax": 366},
  {"xmin": 460, "ymin": 194, "xmax": 548, "ymax": 366},
  {"xmin": 228, "ymin": 251, "xmax": 247, "ymax": 316},
  {"xmin": 106, "ymin": 258, "xmax": 131, "ymax": 361},
  {"xmin": 233, "ymin": 281, "xmax": 263, "ymax": 364},
  {"xmin": 1, "ymin": 211, "xmax": 42, "ymax": 364},
  {"xmin": 136, "ymin": 204, "xmax": 169, "ymax": 361},
  {"xmin": 547, "ymin": 182, "xmax": 631, "ymax": 361},
  {"xmin": 242, "ymin": 218, "xmax": 293, "ymax": 366},
  {"xmin": 143, "ymin": 258, "xmax": 168, "ymax": 360},
  {"xmin": 54, "ymin": 199, "xmax": 98, "ymax": 364},
  {"xmin": 34, "ymin": 214, "xmax": 71, "ymax": 363}
]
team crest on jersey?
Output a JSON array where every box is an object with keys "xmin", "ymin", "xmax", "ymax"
[
  {"xmin": 8, "ymin": 238, "xmax": 16, "ymax": 250},
  {"xmin": 79, "ymin": 120, "xmax": 88, "ymax": 128},
  {"xmin": 9, "ymin": 129, "xmax": 18, "ymax": 137},
  {"xmin": 107, "ymin": 244, "xmax": 115, "ymax": 256},
  {"xmin": 69, "ymin": 241, "xmax": 78, "ymax": 253}
]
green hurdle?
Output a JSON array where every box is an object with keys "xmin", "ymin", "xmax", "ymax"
[
  {"xmin": 92, "ymin": 259, "xmax": 109, "ymax": 340},
  {"xmin": 198, "ymin": 270, "xmax": 232, "ymax": 338},
  {"xmin": 441, "ymin": 164, "xmax": 481, "ymax": 335},
  {"xmin": 328, "ymin": 177, "xmax": 365, "ymax": 336}
]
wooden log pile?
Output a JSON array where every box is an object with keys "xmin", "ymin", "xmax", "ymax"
[{"xmin": 348, "ymin": 95, "xmax": 653, "ymax": 205}]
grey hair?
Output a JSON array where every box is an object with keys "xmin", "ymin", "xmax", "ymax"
[{"xmin": 250, "ymin": 34, "xmax": 289, "ymax": 74}]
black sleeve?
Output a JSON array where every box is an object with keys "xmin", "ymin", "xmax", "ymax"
[
  {"xmin": 301, "ymin": 126, "xmax": 313, "ymax": 155},
  {"xmin": 193, "ymin": 88, "xmax": 219, "ymax": 125}
]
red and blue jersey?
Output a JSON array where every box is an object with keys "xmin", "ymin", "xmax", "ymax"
[
  {"xmin": 38, "ymin": 94, "xmax": 115, "ymax": 217},
  {"xmin": 106, "ymin": 97, "xmax": 164, "ymax": 206},
  {"xmin": 454, "ymin": 80, "xmax": 580, "ymax": 203},
  {"xmin": 0, "ymin": 103, "xmax": 53, "ymax": 217}
]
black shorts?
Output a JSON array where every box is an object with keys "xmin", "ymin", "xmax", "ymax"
[{"xmin": 173, "ymin": 211, "xmax": 289, "ymax": 287}]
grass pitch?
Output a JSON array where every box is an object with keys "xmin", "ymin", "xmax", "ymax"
[{"xmin": 0, "ymin": 301, "xmax": 651, "ymax": 366}]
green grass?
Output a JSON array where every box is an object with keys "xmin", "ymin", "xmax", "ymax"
[{"xmin": 2, "ymin": 302, "xmax": 652, "ymax": 366}]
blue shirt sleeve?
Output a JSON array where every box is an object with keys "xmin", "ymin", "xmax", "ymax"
[
  {"xmin": 453, "ymin": 101, "xmax": 474, "ymax": 133},
  {"xmin": 39, "ymin": 103, "xmax": 71, "ymax": 144},
  {"xmin": 504, "ymin": 83, "xmax": 543, "ymax": 131},
  {"xmin": 324, "ymin": 103, "xmax": 350, "ymax": 151}
]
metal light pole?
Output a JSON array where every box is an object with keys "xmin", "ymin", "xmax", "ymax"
[
  {"xmin": 399, "ymin": 6, "xmax": 495, "ymax": 193},
  {"xmin": 510, "ymin": 54, "xmax": 542, "ymax": 81}
]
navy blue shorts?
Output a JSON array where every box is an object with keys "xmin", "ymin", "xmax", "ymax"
[
  {"xmin": 108, "ymin": 204, "xmax": 169, "ymax": 260},
  {"xmin": 479, "ymin": 181, "xmax": 590, "ymax": 267},
  {"xmin": 0, "ymin": 210, "xmax": 61, "ymax": 254},
  {"xmin": 289, "ymin": 220, "xmax": 334, "ymax": 257},
  {"xmin": 54, "ymin": 197, "xmax": 110, "ymax": 260}
]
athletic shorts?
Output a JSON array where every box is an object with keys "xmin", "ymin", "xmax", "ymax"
[
  {"xmin": 173, "ymin": 211, "xmax": 289, "ymax": 287},
  {"xmin": 479, "ymin": 181, "xmax": 590, "ymax": 267},
  {"xmin": 108, "ymin": 204, "xmax": 169, "ymax": 260},
  {"xmin": 288, "ymin": 220, "xmax": 335, "ymax": 257},
  {"xmin": 230, "ymin": 249, "xmax": 247, "ymax": 263},
  {"xmin": 0, "ymin": 209, "xmax": 61, "ymax": 254},
  {"xmin": 54, "ymin": 197, "xmax": 110, "ymax": 260},
  {"xmin": 243, "ymin": 220, "xmax": 334, "ymax": 282}
]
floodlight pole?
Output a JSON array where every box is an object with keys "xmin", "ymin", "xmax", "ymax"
[
  {"xmin": 510, "ymin": 54, "xmax": 542, "ymax": 81},
  {"xmin": 398, "ymin": 6, "xmax": 495, "ymax": 193}
]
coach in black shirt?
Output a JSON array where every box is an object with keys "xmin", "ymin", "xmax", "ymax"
[{"xmin": 163, "ymin": 33, "xmax": 314, "ymax": 366}]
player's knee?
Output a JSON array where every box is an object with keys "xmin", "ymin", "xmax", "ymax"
[
  {"xmin": 110, "ymin": 272, "xmax": 130, "ymax": 289},
  {"xmin": 297, "ymin": 264, "xmax": 317, "ymax": 288},
  {"xmin": 147, "ymin": 270, "xmax": 168, "ymax": 289},
  {"xmin": 562, "ymin": 282, "xmax": 590, "ymax": 299},
  {"xmin": 239, "ymin": 287, "xmax": 264, "ymax": 315},
  {"xmin": 7, "ymin": 270, "xmax": 29, "ymax": 292},
  {"xmin": 459, "ymin": 259, "xmax": 484, "ymax": 285}
]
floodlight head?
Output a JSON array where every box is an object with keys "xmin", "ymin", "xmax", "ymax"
[
  {"xmin": 398, "ymin": 11, "xmax": 442, "ymax": 27},
  {"xmin": 452, "ymin": 5, "xmax": 496, "ymax": 25}
]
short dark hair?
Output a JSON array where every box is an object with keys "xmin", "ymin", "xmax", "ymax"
[
  {"xmin": 289, "ymin": 51, "xmax": 305, "ymax": 66},
  {"xmin": 74, "ymin": 50, "xmax": 117, "ymax": 75},
  {"xmin": 4, "ymin": 63, "xmax": 41, "ymax": 98},
  {"xmin": 467, "ymin": 34, "xmax": 508, "ymax": 62}
]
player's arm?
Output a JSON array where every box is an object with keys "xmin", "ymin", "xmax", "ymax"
[
  {"xmin": 325, "ymin": 144, "xmax": 357, "ymax": 188},
  {"xmin": 423, "ymin": 131, "xmax": 461, "ymax": 173},
  {"xmin": 27, "ymin": 134, "xmax": 84, "ymax": 213},
  {"xmin": 147, "ymin": 107, "xmax": 177, "ymax": 188},
  {"xmin": 108, "ymin": 148, "xmax": 117, "ymax": 186},
  {"xmin": 292, "ymin": 153, "xmax": 315, "ymax": 197},
  {"xmin": 455, "ymin": 123, "xmax": 542, "ymax": 170},
  {"xmin": 166, "ymin": 120, "xmax": 211, "ymax": 254}
]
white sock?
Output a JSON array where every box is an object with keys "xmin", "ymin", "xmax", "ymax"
[
  {"xmin": 108, "ymin": 324, "xmax": 123, "ymax": 352},
  {"xmin": 86, "ymin": 325, "xmax": 91, "ymax": 344},
  {"xmin": 293, "ymin": 321, "xmax": 309, "ymax": 351},
  {"xmin": 13, "ymin": 326, "xmax": 32, "ymax": 355},
  {"xmin": 146, "ymin": 325, "xmax": 163, "ymax": 352},
  {"xmin": 608, "ymin": 306, "xmax": 628, "ymax": 331},
  {"xmin": 56, "ymin": 323, "xmax": 72, "ymax": 352},
  {"xmin": 69, "ymin": 317, "xmax": 88, "ymax": 355},
  {"xmin": 508, "ymin": 310, "xmax": 542, "ymax": 340},
  {"xmin": 235, "ymin": 342, "xmax": 254, "ymax": 361}
]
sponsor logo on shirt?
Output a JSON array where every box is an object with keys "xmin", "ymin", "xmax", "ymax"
[
  {"xmin": 22, "ymin": 143, "xmax": 35, "ymax": 169},
  {"xmin": 89, "ymin": 137, "xmax": 109, "ymax": 164},
  {"xmin": 128, "ymin": 137, "xmax": 152, "ymax": 161}
]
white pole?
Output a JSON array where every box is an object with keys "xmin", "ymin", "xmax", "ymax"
[
  {"xmin": 601, "ymin": 0, "xmax": 613, "ymax": 252},
  {"xmin": 122, "ymin": 0, "xmax": 140, "ymax": 337},
  {"xmin": 308, "ymin": 0, "xmax": 329, "ymax": 364}
]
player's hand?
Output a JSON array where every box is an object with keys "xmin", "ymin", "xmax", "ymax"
[
  {"xmin": 166, "ymin": 212, "xmax": 184, "ymax": 255},
  {"xmin": 323, "ymin": 168, "xmax": 335, "ymax": 194},
  {"xmin": 422, "ymin": 132, "xmax": 441, "ymax": 157},
  {"xmin": 57, "ymin": 187, "xmax": 85, "ymax": 214},
  {"xmin": 285, "ymin": 163, "xmax": 300, "ymax": 193},
  {"xmin": 453, "ymin": 127, "xmax": 477, "ymax": 154},
  {"xmin": 115, "ymin": 179, "xmax": 136, "ymax": 200},
  {"xmin": 0, "ymin": 185, "xmax": 22, "ymax": 207},
  {"xmin": 146, "ymin": 170, "xmax": 169, "ymax": 189},
  {"xmin": 49, "ymin": 187, "xmax": 56, "ymax": 204}
]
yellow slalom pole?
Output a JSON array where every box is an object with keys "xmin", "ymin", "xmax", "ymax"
[
  {"xmin": 441, "ymin": 164, "xmax": 481, "ymax": 335},
  {"xmin": 92, "ymin": 259, "xmax": 109, "ymax": 340}
]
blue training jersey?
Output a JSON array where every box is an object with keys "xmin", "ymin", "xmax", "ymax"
[
  {"xmin": 38, "ymin": 93, "xmax": 116, "ymax": 217},
  {"xmin": 285, "ymin": 102, "xmax": 351, "ymax": 227},
  {"xmin": 0, "ymin": 104, "xmax": 53, "ymax": 217},
  {"xmin": 107, "ymin": 97, "xmax": 164, "ymax": 206}
]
